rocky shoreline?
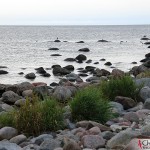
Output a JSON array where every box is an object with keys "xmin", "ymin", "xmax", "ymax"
[{"xmin": 0, "ymin": 39, "xmax": 150, "ymax": 149}]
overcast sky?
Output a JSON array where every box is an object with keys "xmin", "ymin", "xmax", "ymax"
[{"xmin": 0, "ymin": 0, "xmax": 150, "ymax": 25}]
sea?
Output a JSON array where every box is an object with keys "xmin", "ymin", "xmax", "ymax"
[{"xmin": 0, "ymin": 25, "xmax": 150, "ymax": 85}]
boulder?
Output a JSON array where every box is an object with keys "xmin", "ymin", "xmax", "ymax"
[
  {"xmin": 104, "ymin": 62, "xmax": 112, "ymax": 66},
  {"xmin": 85, "ymin": 66, "xmax": 95, "ymax": 72},
  {"xmin": 25, "ymin": 73, "xmax": 36, "ymax": 79},
  {"xmin": 14, "ymin": 99, "xmax": 26, "ymax": 107},
  {"xmin": 48, "ymin": 48, "xmax": 59, "ymax": 50},
  {"xmin": 0, "ymin": 70, "xmax": 8, "ymax": 75},
  {"xmin": 53, "ymin": 67, "xmax": 70, "ymax": 76},
  {"xmin": 76, "ymin": 54, "xmax": 87, "ymax": 61},
  {"xmin": 2, "ymin": 91, "xmax": 21, "ymax": 104},
  {"xmin": 123, "ymin": 112, "xmax": 139, "ymax": 122},
  {"xmin": 115, "ymin": 96, "xmax": 136, "ymax": 110},
  {"xmin": 101, "ymin": 131, "xmax": 115, "ymax": 140},
  {"xmin": 89, "ymin": 126, "xmax": 101, "ymax": 135},
  {"xmin": 40, "ymin": 139, "xmax": 61, "ymax": 150},
  {"xmin": 143, "ymin": 60, "xmax": 150, "ymax": 68},
  {"xmin": 52, "ymin": 65, "xmax": 61, "ymax": 68},
  {"xmin": 78, "ymin": 48, "xmax": 90, "ymax": 52},
  {"xmin": 0, "ymin": 127, "xmax": 18, "ymax": 140},
  {"xmin": 64, "ymin": 58, "xmax": 76, "ymax": 62},
  {"xmin": 63, "ymin": 65, "xmax": 74, "ymax": 71},
  {"xmin": 50, "ymin": 82, "xmax": 59, "ymax": 87},
  {"xmin": 95, "ymin": 69, "xmax": 110, "ymax": 77},
  {"xmin": 0, "ymin": 140, "xmax": 22, "ymax": 150},
  {"xmin": 41, "ymin": 72, "xmax": 51, "ymax": 77},
  {"xmin": 124, "ymin": 138, "xmax": 141, "ymax": 150},
  {"xmin": 53, "ymin": 86, "xmax": 77, "ymax": 102},
  {"xmin": 51, "ymin": 54, "xmax": 62, "ymax": 56},
  {"xmin": 106, "ymin": 129, "xmax": 141, "ymax": 149},
  {"xmin": 82, "ymin": 135, "xmax": 105, "ymax": 149},
  {"xmin": 143, "ymin": 98, "xmax": 150, "ymax": 109},
  {"xmin": 97, "ymin": 39, "xmax": 108, "ymax": 42},
  {"xmin": 112, "ymin": 69, "xmax": 124, "ymax": 78},
  {"xmin": 35, "ymin": 67, "xmax": 46, "ymax": 74},
  {"xmin": 144, "ymin": 41, "xmax": 150, "ymax": 45},
  {"xmin": 145, "ymin": 52, "xmax": 150, "ymax": 58},
  {"xmin": 10, "ymin": 134, "xmax": 27, "ymax": 145},
  {"xmin": 141, "ymin": 37, "xmax": 150, "ymax": 40},
  {"xmin": 139, "ymin": 86, "xmax": 150, "ymax": 101},
  {"xmin": 135, "ymin": 78, "xmax": 150, "ymax": 88},
  {"xmin": 100, "ymin": 58, "xmax": 106, "ymax": 61},
  {"xmin": 1, "ymin": 103, "xmax": 14, "ymax": 112},
  {"xmin": 131, "ymin": 65, "xmax": 148, "ymax": 76},
  {"xmin": 17, "ymin": 82, "xmax": 34, "ymax": 94},
  {"xmin": 22, "ymin": 90, "xmax": 33, "ymax": 97},
  {"xmin": 109, "ymin": 102, "xmax": 124, "ymax": 115},
  {"xmin": 140, "ymin": 124, "xmax": 150, "ymax": 136}
]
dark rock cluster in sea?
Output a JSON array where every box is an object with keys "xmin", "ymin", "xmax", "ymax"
[{"xmin": 0, "ymin": 37, "xmax": 150, "ymax": 150}]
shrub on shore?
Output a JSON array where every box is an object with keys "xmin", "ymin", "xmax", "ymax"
[
  {"xmin": 70, "ymin": 86, "xmax": 112, "ymax": 123},
  {"xmin": 0, "ymin": 95, "xmax": 64, "ymax": 136},
  {"xmin": 99, "ymin": 75, "xmax": 139, "ymax": 101}
]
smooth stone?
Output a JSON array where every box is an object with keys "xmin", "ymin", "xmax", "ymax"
[
  {"xmin": 76, "ymin": 54, "xmax": 87, "ymax": 61},
  {"xmin": 86, "ymin": 59, "xmax": 92, "ymax": 64},
  {"xmin": 144, "ymin": 41, "xmax": 150, "ymax": 45},
  {"xmin": 0, "ymin": 140, "xmax": 22, "ymax": 150},
  {"xmin": 40, "ymin": 139, "xmax": 61, "ymax": 150},
  {"xmin": 17, "ymin": 82, "xmax": 34, "ymax": 94},
  {"xmin": 53, "ymin": 67, "xmax": 70, "ymax": 76},
  {"xmin": 135, "ymin": 78, "xmax": 150, "ymax": 88},
  {"xmin": 63, "ymin": 65, "xmax": 74, "ymax": 71},
  {"xmin": 22, "ymin": 90, "xmax": 33, "ymax": 97},
  {"xmin": 35, "ymin": 67, "xmax": 46, "ymax": 74},
  {"xmin": 51, "ymin": 54, "xmax": 62, "ymax": 56},
  {"xmin": 107, "ymin": 129, "xmax": 141, "ymax": 149},
  {"xmin": 78, "ymin": 48, "xmax": 90, "ymax": 52},
  {"xmin": 82, "ymin": 135, "xmax": 105, "ymax": 149},
  {"xmin": 111, "ymin": 69, "xmax": 124, "ymax": 78},
  {"xmin": 10, "ymin": 134, "xmax": 27, "ymax": 145},
  {"xmin": 52, "ymin": 65, "xmax": 61, "ymax": 68},
  {"xmin": 143, "ymin": 60, "xmax": 150, "ymax": 68},
  {"xmin": 0, "ymin": 66, "xmax": 7, "ymax": 68},
  {"xmin": 48, "ymin": 48, "xmax": 59, "ymax": 50},
  {"xmin": 78, "ymin": 73, "xmax": 88, "ymax": 77},
  {"xmin": 94, "ymin": 62, "xmax": 99, "ymax": 64},
  {"xmin": 2, "ymin": 91, "xmax": 21, "ymax": 104},
  {"xmin": 104, "ymin": 62, "xmax": 112, "ymax": 66},
  {"xmin": 115, "ymin": 96, "xmax": 136, "ymax": 110},
  {"xmin": 131, "ymin": 62, "xmax": 137, "ymax": 64},
  {"xmin": 0, "ymin": 127, "xmax": 18, "ymax": 140},
  {"xmin": 86, "ymin": 76, "xmax": 100, "ymax": 82},
  {"xmin": 89, "ymin": 126, "xmax": 101, "ymax": 135},
  {"xmin": 0, "ymin": 70, "xmax": 8, "ymax": 75},
  {"xmin": 140, "ymin": 86, "xmax": 150, "ymax": 101},
  {"xmin": 123, "ymin": 112, "xmax": 139, "ymax": 122},
  {"xmin": 25, "ymin": 73, "xmax": 36, "ymax": 79},
  {"xmin": 141, "ymin": 37, "xmax": 150, "ymax": 40},
  {"xmin": 18, "ymin": 72, "xmax": 24, "ymax": 75},
  {"xmin": 95, "ymin": 68, "xmax": 110, "ymax": 77},
  {"xmin": 143, "ymin": 98, "xmax": 150, "ymax": 109},
  {"xmin": 145, "ymin": 52, "xmax": 150, "ymax": 58},
  {"xmin": 64, "ymin": 58, "xmax": 76, "ymax": 62},
  {"xmin": 1, "ymin": 103, "xmax": 14, "ymax": 112}
]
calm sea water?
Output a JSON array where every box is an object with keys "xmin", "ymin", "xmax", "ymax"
[{"xmin": 0, "ymin": 25, "xmax": 150, "ymax": 85}]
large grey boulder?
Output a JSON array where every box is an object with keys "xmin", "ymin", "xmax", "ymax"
[
  {"xmin": 10, "ymin": 134, "xmax": 27, "ymax": 145},
  {"xmin": 106, "ymin": 128, "xmax": 141, "ymax": 149},
  {"xmin": 135, "ymin": 78, "xmax": 150, "ymax": 88},
  {"xmin": 140, "ymin": 86, "xmax": 150, "ymax": 101},
  {"xmin": 0, "ymin": 127, "xmax": 18, "ymax": 140},
  {"xmin": 53, "ymin": 86, "xmax": 77, "ymax": 102},
  {"xmin": 82, "ymin": 135, "xmax": 105, "ymax": 149},
  {"xmin": 2, "ymin": 91, "xmax": 21, "ymax": 104},
  {"xmin": 0, "ymin": 140, "xmax": 22, "ymax": 150},
  {"xmin": 143, "ymin": 98, "xmax": 150, "ymax": 109},
  {"xmin": 17, "ymin": 82, "xmax": 34, "ymax": 94},
  {"xmin": 109, "ymin": 102, "xmax": 124, "ymax": 115}
]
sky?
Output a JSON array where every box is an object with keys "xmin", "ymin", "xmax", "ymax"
[{"xmin": 0, "ymin": 0, "xmax": 150, "ymax": 25}]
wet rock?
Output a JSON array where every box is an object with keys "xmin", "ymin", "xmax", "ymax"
[
  {"xmin": 35, "ymin": 67, "xmax": 46, "ymax": 74},
  {"xmin": 64, "ymin": 58, "xmax": 76, "ymax": 62},
  {"xmin": 52, "ymin": 65, "xmax": 61, "ymax": 68},
  {"xmin": 41, "ymin": 72, "xmax": 51, "ymax": 77},
  {"xmin": 143, "ymin": 98, "xmax": 150, "ymax": 109},
  {"xmin": 82, "ymin": 135, "xmax": 105, "ymax": 149},
  {"xmin": 140, "ymin": 86, "xmax": 150, "ymax": 101},
  {"xmin": 0, "ymin": 70, "xmax": 8, "ymax": 75},
  {"xmin": 53, "ymin": 67, "xmax": 70, "ymax": 76},
  {"xmin": 2, "ymin": 91, "xmax": 21, "ymax": 104},
  {"xmin": 143, "ymin": 60, "xmax": 150, "ymax": 68},
  {"xmin": 104, "ymin": 62, "xmax": 112, "ymax": 66},
  {"xmin": 10, "ymin": 134, "xmax": 27, "ymax": 145},
  {"xmin": 85, "ymin": 66, "xmax": 95, "ymax": 72},
  {"xmin": 141, "ymin": 37, "xmax": 150, "ymax": 40},
  {"xmin": 100, "ymin": 58, "xmax": 106, "ymax": 61},
  {"xmin": 0, "ymin": 140, "xmax": 22, "ymax": 150},
  {"xmin": 144, "ymin": 41, "xmax": 150, "ymax": 45},
  {"xmin": 115, "ymin": 96, "xmax": 136, "ymax": 110},
  {"xmin": 86, "ymin": 59, "xmax": 92, "ymax": 64},
  {"xmin": 145, "ymin": 52, "xmax": 150, "ymax": 58},
  {"xmin": 18, "ymin": 72, "xmax": 24, "ymax": 75},
  {"xmin": 50, "ymin": 82, "xmax": 59, "ymax": 87},
  {"xmin": 106, "ymin": 129, "xmax": 141, "ymax": 149},
  {"xmin": 98, "ymin": 39, "xmax": 108, "ymax": 42},
  {"xmin": 131, "ymin": 62, "xmax": 137, "ymax": 64},
  {"xmin": 32, "ymin": 82, "xmax": 47, "ymax": 86},
  {"xmin": 95, "ymin": 68, "xmax": 110, "ymax": 77},
  {"xmin": 0, "ymin": 127, "xmax": 18, "ymax": 140},
  {"xmin": 86, "ymin": 76, "xmax": 100, "ymax": 82},
  {"xmin": 54, "ymin": 40, "xmax": 61, "ymax": 42},
  {"xmin": 94, "ymin": 62, "xmax": 99, "ymax": 64},
  {"xmin": 76, "ymin": 54, "xmax": 87, "ymax": 61},
  {"xmin": 25, "ymin": 73, "xmax": 36, "ymax": 79},
  {"xmin": 131, "ymin": 65, "xmax": 148, "ymax": 76},
  {"xmin": 78, "ymin": 73, "xmax": 88, "ymax": 77},
  {"xmin": 78, "ymin": 48, "xmax": 90, "ymax": 52},
  {"xmin": 76, "ymin": 41, "xmax": 84, "ymax": 43},
  {"xmin": 48, "ymin": 48, "xmax": 59, "ymax": 50},
  {"xmin": 51, "ymin": 54, "xmax": 62, "ymax": 56},
  {"xmin": 0, "ymin": 66, "xmax": 7, "ymax": 68},
  {"xmin": 63, "ymin": 65, "xmax": 74, "ymax": 71}
]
